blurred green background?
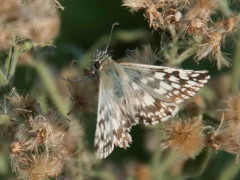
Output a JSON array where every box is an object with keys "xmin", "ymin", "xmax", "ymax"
[{"xmin": 2, "ymin": 0, "xmax": 240, "ymax": 179}]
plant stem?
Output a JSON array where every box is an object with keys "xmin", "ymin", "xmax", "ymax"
[
  {"xmin": 217, "ymin": 0, "xmax": 232, "ymax": 16},
  {"xmin": 32, "ymin": 61, "xmax": 69, "ymax": 115},
  {"xmin": 230, "ymin": 32, "xmax": 240, "ymax": 92},
  {"xmin": 172, "ymin": 48, "xmax": 197, "ymax": 65},
  {"xmin": 6, "ymin": 46, "xmax": 20, "ymax": 81},
  {"xmin": 0, "ymin": 70, "xmax": 9, "ymax": 87},
  {"xmin": 218, "ymin": 158, "xmax": 240, "ymax": 180}
]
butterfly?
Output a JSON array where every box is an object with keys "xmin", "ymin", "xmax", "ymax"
[{"xmin": 89, "ymin": 49, "xmax": 210, "ymax": 159}]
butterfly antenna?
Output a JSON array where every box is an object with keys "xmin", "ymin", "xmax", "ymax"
[{"xmin": 104, "ymin": 22, "xmax": 119, "ymax": 54}]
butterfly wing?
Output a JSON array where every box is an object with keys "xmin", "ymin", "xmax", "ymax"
[
  {"xmin": 95, "ymin": 61, "xmax": 209, "ymax": 159},
  {"xmin": 94, "ymin": 69, "xmax": 135, "ymax": 159},
  {"xmin": 120, "ymin": 62, "xmax": 210, "ymax": 125}
]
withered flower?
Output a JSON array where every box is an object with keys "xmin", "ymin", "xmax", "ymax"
[
  {"xmin": 67, "ymin": 79, "xmax": 97, "ymax": 115},
  {"xmin": 195, "ymin": 31, "xmax": 230, "ymax": 69},
  {"xmin": 7, "ymin": 91, "xmax": 37, "ymax": 117},
  {"xmin": 185, "ymin": 0, "xmax": 218, "ymax": 21},
  {"xmin": 206, "ymin": 95, "xmax": 240, "ymax": 158},
  {"xmin": 161, "ymin": 118, "xmax": 205, "ymax": 159},
  {"xmin": 122, "ymin": 0, "xmax": 188, "ymax": 30}
]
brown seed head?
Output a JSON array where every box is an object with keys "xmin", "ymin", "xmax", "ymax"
[
  {"xmin": 161, "ymin": 118, "xmax": 205, "ymax": 159},
  {"xmin": 7, "ymin": 91, "xmax": 37, "ymax": 117},
  {"xmin": 186, "ymin": 0, "xmax": 218, "ymax": 21},
  {"xmin": 67, "ymin": 80, "xmax": 96, "ymax": 115}
]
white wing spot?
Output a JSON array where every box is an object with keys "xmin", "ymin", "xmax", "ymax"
[
  {"xmin": 160, "ymin": 81, "xmax": 173, "ymax": 91},
  {"xmin": 154, "ymin": 88, "xmax": 167, "ymax": 95},
  {"xmin": 140, "ymin": 78, "xmax": 148, "ymax": 84},
  {"xmin": 171, "ymin": 83, "xmax": 181, "ymax": 89},
  {"xmin": 143, "ymin": 93, "xmax": 155, "ymax": 106},
  {"xmin": 154, "ymin": 72, "xmax": 165, "ymax": 80},
  {"xmin": 169, "ymin": 76, "xmax": 179, "ymax": 82}
]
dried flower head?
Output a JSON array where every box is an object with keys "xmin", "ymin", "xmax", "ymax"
[
  {"xmin": 11, "ymin": 153, "xmax": 65, "ymax": 180},
  {"xmin": 206, "ymin": 113, "xmax": 240, "ymax": 157},
  {"xmin": 0, "ymin": 0, "xmax": 61, "ymax": 48},
  {"xmin": 215, "ymin": 15, "xmax": 240, "ymax": 34},
  {"xmin": 10, "ymin": 110, "xmax": 72, "ymax": 179},
  {"xmin": 7, "ymin": 91, "xmax": 37, "ymax": 117},
  {"xmin": 161, "ymin": 118, "xmax": 205, "ymax": 159},
  {"xmin": 185, "ymin": 0, "xmax": 218, "ymax": 21},
  {"xmin": 195, "ymin": 31, "xmax": 230, "ymax": 69},
  {"xmin": 124, "ymin": 45, "xmax": 160, "ymax": 65},
  {"xmin": 223, "ymin": 94, "xmax": 240, "ymax": 127},
  {"xmin": 122, "ymin": 0, "xmax": 188, "ymax": 30},
  {"xmin": 10, "ymin": 141, "xmax": 26, "ymax": 156},
  {"xmin": 67, "ymin": 79, "xmax": 97, "ymax": 115},
  {"xmin": 206, "ymin": 95, "xmax": 240, "ymax": 158},
  {"xmin": 182, "ymin": 17, "xmax": 207, "ymax": 35}
]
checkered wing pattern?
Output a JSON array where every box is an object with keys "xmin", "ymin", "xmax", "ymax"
[
  {"xmin": 120, "ymin": 63, "xmax": 210, "ymax": 124},
  {"xmin": 94, "ymin": 62, "xmax": 210, "ymax": 159}
]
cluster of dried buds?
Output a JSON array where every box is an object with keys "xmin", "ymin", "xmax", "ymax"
[
  {"xmin": 0, "ymin": 0, "xmax": 62, "ymax": 48},
  {"xmin": 161, "ymin": 93, "xmax": 240, "ymax": 161},
  {"xmin": 6, "ymin": 90, "xmax": 76, "ymax": 179},
  {"xmin": 122, "ymin": 0, "xmax": 240, "ymax": 69}
]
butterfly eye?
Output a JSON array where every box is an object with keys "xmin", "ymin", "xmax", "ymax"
[{"xmin": 94, "ymin": 61, "xmax": 101, "ymax": 70}]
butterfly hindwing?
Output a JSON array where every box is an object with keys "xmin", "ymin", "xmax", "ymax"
[{"xmin": 120, "ymin": 62, "xmax": 210, "ymax": 124}]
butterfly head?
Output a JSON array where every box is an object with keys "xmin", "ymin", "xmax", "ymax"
[{"xmin": 91, "ymin": 50, "xmax": 112, "ymax": 72}]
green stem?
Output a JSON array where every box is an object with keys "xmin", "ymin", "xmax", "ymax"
[
  {"xmin": 230, "ymin": 32, "xmax": 240, "ymax": 92},
  {"xmin": 4, "ymin": 47, "xmax": 13, "ymax": 75},
  {"xmin": 172, "ymin": 48, "xmax": 197, "ymax": 65},
  {"xmin": 32, "ymin": 61, "xmax": 69, "ymax": 115},
  {"xmin": 218, "ymin": 157, "xmax": 240, "ymax": 180},
  {"xmin": 217, "ymin": 0, "xmax": 232, "ymax": 16},
  {"xmin": 0, "ymin": 70, "xmax": 9, "ymax": 87},
  {"xmin": 7, "ymin": 46, "xmax": 19, "ymax": 80}
]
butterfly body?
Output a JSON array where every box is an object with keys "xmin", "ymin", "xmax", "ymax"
[{"xmin": 92, "ymin": 50, "xmax": 210, "ymax": 159}]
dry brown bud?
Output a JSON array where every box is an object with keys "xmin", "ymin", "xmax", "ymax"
[{"xmin": 161, "ymin": 118, "xmax": 205, "ymax": 159}]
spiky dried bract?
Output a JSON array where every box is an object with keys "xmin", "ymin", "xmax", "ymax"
[
  {"xmin": 7, "ymin": 91, "xmax": 37, "ymax": 117},
  {"xmin": 206, "ymin": 125, "xmax": 240, "ymax": 155},
  {"xmin": 67, "ymin": 79, "xmax": 96, "ymax": 115},
  {"xmin": 185, "ymin": 0, "xmax": 218, "ymax": 21},
  {"xmin": 215, "ymin": 16, "xmax": 240, "ymax": 35},
  {"xmin": 124, "ymin": 45, "xmax": 160, "ymax": 65},
  {"xmin": 161, "ymin": 118, "xmax": 205, "ymax": 159},
  {"xmin": 206, "ymin": 95, "xmax": 240, "ymax": 157},
  {"xmin": 224, "ymin": 94, "xmax": 240, "ymax": 125},
  {"xmin": 10, "ymin": 110, "xmax": 72, "ymax": 179},
  {"xmin": 195, "ymin": 31, "xmax": 230, "ymax": 69},
  {"xmin": 122, "ymin": 0, "xmax": 189, "ymax": 30},
  {"xmin": 0, "ymin": 0, "xmax": 61, "ymax": 48}
]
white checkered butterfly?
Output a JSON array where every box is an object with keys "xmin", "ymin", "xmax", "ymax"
[{"xmin": 88, "ymin": 23, "xmax": 209, "ymax": 159}]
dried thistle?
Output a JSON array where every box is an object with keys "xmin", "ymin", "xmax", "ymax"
[
  {"xmin": 7, "ymin": 91, "xmax": 37, "ymax": 117},
  {"xmin": 223, "ymin": 94, "xmax": 240, "ymax": 128},
  {"xmin": 161, "ymin": 118, "xmax": 205, "ymax": 159},
  {"xmin": 0, "ymin": 0, "xmax": 61, "ymax": 48},
  {"xmin": 185, "ymin": 0, "xmax": 218, "ymax": 21},
  {"xmin": 123, "ymin": 45, "xmax": 160, "ymax": 65},
  {"xmin": 206, "ymin": 95, "xmax": 240, "ymax": 158},
  {"xmin": 11, "ymin": 153, "xmax": 65, "ymax": 180},
  {"xmin": 67, "ymin": 79, "xmax": 97, "ymax": 115},
  {"xmin": 215, "ymin": 15, "xmax": 240, "ymax": 35},
  {"xmin": 195, "ymin": 31, "xmax": 230, "ymax": 69},
  {"xmin": 10, "ymin": 109, "xmax": 72, "ymax": 179},
  {"xmin": 206, "ymin": 114, "xmax": 240, "ymax": 158},
  {"xmin": 122, "ymin": 0, "xmax": 188, "ymax": 30}
]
